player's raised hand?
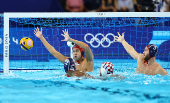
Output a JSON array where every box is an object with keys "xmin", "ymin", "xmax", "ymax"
[
  {"xmin": 114, "ymin": 32, "xmax": 125, "ymax": 43},
  {"xmin": 34, "ymin": 27, "xmax": 43, "ymax": 39},
  {"xmin": 61, "ymin": 29, "xmax": 71, "ymax": 41}
]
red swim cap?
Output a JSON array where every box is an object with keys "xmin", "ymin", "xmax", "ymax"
[{"xmin": 72, "ymin": 44, "xmax": 84, "ymax": 57}]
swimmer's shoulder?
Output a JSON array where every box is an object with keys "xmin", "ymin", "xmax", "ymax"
[
  {"xmin": 156, "ymin": 64, "xmax": 169, "ymax": 75},
  {"xmin": 137, "ymin": 54, "xmax": 144, "ymax": 60}
]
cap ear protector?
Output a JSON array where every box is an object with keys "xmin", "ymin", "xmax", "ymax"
[{"xmin": 81, "ymin": 49, "xmax": 85, "ymax": 57}]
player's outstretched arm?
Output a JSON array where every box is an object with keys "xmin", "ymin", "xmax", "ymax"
[
  {"xmin": 114, "ymin": 32, "xmax": 139, "ymax": 60},
  {"xmin": 34, "ymin": 27, "xmax": 68, "ymax": 64}
]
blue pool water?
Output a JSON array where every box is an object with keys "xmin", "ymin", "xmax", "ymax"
[{"xmin": 0, "ymin": 59, "xmax": 170, "ymax": 103}]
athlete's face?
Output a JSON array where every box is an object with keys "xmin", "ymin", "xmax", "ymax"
[
  {"xmin": 73, "ymin": 48, "xmax": 81, "ymax": 61},
  {"xmin": 143, "ymin": 47, "xmax": 150, "ymax": 61}
]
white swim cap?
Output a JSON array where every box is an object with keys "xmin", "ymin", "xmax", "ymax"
[{"xmin": 100, "ymin": 62, "xmax": 114, "ymax": 76}]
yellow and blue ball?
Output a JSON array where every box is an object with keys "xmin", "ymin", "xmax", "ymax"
[{"xmin": 20, "ymin": 37, "xmax": 33, "ymax": 51}]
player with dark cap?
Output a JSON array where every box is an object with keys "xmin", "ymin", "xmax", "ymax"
[
  {"xmin": 114, "ymin": 32, "xmax": 168, "ymax": 76},
  {"xmin": 34, "ymin": 28, "xmax": 94, "ymax": 77}
]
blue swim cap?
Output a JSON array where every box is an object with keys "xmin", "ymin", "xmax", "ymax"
[
  {"xmin": 64, "ymin": 58, "xmax": 76, "ymax": 73},
  {"xmin": 147, "ymin": 44, "xmax": 158, "ymax": 58}
]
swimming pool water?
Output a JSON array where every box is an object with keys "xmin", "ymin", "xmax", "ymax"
[{"xmin": 0, "ymin": 59, "xmax": 170, "ymax": 103}]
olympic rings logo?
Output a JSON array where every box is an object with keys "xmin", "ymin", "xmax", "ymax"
[{"xmin": 84, "ymin": 33, "xmax": 115, "ymax": 48}]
